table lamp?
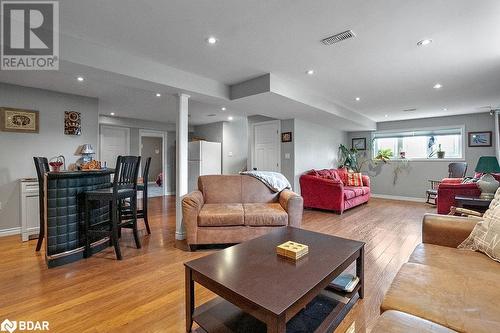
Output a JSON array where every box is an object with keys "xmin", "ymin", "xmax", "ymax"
[
  {"xmin": 76, "ymin": 144, "xmax": 96, "ymax": 168},
  {"xmin": 475, "ymin": 156, "xmax": 500, "ymax": 199}
]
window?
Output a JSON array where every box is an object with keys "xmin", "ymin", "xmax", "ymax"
[{"xmin": 372, "ymin": 127, "xmax": 463, "ymax": 160}]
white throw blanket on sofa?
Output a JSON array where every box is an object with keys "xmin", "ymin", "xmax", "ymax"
[{"xmin": 240, "ymin": 171, "xmax": 291, "ymax": 192}]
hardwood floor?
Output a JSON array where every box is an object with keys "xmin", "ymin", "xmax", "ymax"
[{"xmin": 0, "ymin": 197, "xmax": 434, "ymax": 333}]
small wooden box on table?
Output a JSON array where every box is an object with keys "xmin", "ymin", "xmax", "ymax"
[{"xmin": 184, "ymin": 227, "xmax": 364, "ymax": 333}]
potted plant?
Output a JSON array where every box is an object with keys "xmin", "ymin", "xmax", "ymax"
[{"xmin": 429, "ymin": 144, "xmax": 445, "ymax": 159}]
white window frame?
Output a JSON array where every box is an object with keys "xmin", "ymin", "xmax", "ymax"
[{"xmin": 370, "ymin": 125, "xmax": 466, "ymax": 162}]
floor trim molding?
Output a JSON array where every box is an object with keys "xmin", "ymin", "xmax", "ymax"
[
  {"xmin": 0, "ymin": 227, "xmax": 21, "ymax": 237},
  {"xmin": 371, "ymin": 194, "xmax": 426, "ymax": 203}
]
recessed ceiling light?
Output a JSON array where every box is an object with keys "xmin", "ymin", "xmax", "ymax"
[
  {"xmin": 384, "ymin": 114, "xmax": 388, "ymax": 118},
  {"xmin": 433, "ymin": 83, "xmax": 442, "ymax": 89},
  {"xmin": 207, "ymin": 36, "xmax": 218, "ymax": 44},
  {"xmin": 355, "ymin": 97, "xmax": 360, "ymax": 101},
  {"xmin": 417, "ymin": 39, "xmax": 433, "ymax": 46},
  {"xmin": 155, "ymin": 93, "xmax": 161, "ymax": 97},
  {"xmin": 221, "ymin": 107, "xmax": 226, "ymax": 111},
  {"xmin": 76, "ymin": 76, "xmax": 84, "ymax": 82},
  {"xmin": 306, "ymin": 69, "xmax": 315, "ymax": 75},
  {"xmin": 227, "ymin": 116, "xmax": 233, "ymax": 121},
  {"xmin": 110, "ymin": 112, "xmax": 115, "ymax": 116},
  {"xmin": 442, "ymin": 108, "xmax": 448, "ymax": 111}
]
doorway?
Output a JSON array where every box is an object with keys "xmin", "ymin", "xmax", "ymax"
[
  {"xmin": 139, "ymin": 130, "xmax": 167, "ymax": 197},
  {"xmin": 251, "ymin": 120, "xmax": 281, "ymax": 172}
]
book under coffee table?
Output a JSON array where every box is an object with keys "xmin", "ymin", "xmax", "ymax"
[{"xmin": 184, "ymin": 227, "xmax": 365, "ymax": 333}]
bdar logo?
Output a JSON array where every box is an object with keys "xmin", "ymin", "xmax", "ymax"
[{"xmin": 0, "ymin": 319, "xmax": 17, "ymax": 333}]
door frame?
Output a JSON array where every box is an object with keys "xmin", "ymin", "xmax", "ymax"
[
  {"xmin": 250, "ymin": 120, "xmax": 281, "ymax": 172},
  {"xmin": 139, "ymin": 129, "xmax": 167, "ymax": 196},
  {"xmin": 99, "ymin": 125, "xmax": 130, "ymax": 166}
]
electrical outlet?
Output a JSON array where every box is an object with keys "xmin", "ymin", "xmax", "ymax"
[
  {"xmin": 228, "ymin": 152, "xmax": 233, "ymax": 157},
  {"xmin": 0, "ymin": 202, "xmax": 2, "ymax": 210}
]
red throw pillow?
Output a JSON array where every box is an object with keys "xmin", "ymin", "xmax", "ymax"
[
  {"xmin": 346, "ymin": 172, "xmax": 363, "ymax": 187},
  {"xmin": 336, "ymin": 167, "xmax": 349, "ymax": 185}
]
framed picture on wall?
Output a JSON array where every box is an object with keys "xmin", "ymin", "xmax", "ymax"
[
  {"xmin": 352, "ymin": 137, "xmax": 366, "ymax": 150},
  {"xmin": 0, "ymin": 107, "xmax": 39, "ymax": 133},
  {"xmin": 281, "ymin": 132, "xmax": 292, "ymax": 142},
  {"xmin": 468, "ymin": 131, "xmax": 492, "ymax": 147},
  {"xmin": 64, "ymin": 111, "xmax": 82, "ymax": 135}
]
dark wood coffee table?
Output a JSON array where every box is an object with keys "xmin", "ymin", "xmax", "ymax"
[
  {"xmin": 184, "ymin": 227, "xmax": 365, "ymax": 333},
  {"xmin": 455, "ymin": 195, "xmax": 492, "ymax": 213}
]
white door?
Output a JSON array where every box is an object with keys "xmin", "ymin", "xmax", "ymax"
[
  {"xmin": 252, "ymin": 121, "xmax": 280, "ymax": 172},
  {"xmin": 100, "ymin": 126, "xmax": 130, "ymax": 168}
]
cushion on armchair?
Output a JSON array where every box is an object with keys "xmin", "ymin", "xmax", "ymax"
[{"xmin": 459, "ymin": 188, "xmax": 500, "ymax": 262}]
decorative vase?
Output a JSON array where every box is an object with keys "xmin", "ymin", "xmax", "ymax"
[
  {"xmin": 477, "ymin": 173, "xmax": 500, "ymax": 199},
  {"xmin": 437, "ymin": 151, "xmax": 445, "ymax": 159}
]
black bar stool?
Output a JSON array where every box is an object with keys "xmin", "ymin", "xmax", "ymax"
[
  {"xmin": 33, "ymin": 157, "xmax": 49, "ymax": 252},
  {"xmin": 121, "ymin": 157, "xmax": 151, "ymax": 234},
  {"xmin": 84, "ymin": 156, "xmax": 141, "ymax": 260}
]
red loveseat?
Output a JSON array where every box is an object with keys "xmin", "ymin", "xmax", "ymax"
[
  {"xmin": 299, "ymin": 168, "xmax": 371, "ymax": 214},
  {"xmin": 437, "ymin": 173, "xmax": 500, "ymax": 214}
]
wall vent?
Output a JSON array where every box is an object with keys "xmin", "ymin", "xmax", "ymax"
[
  {"xmin": 403, "ymin": 108, "xmax": 417, "ymax": 112},
  {"xmin": 321, "ymin": 30, "xmax": 356, "ymax": 45}
]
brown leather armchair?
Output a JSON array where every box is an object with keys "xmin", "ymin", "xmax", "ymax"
[{"xmin": 182, "ymin": 175, "xmax": 303, "ymax": 250}]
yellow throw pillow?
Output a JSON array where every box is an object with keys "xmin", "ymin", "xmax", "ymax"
[{"xmin": 458, "ymin": 188, "xmax": 500, "ymax": 262}]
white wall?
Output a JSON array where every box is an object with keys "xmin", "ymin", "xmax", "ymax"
[
  {"xmin": 222, "ymin": 116, "xmax": 248, "ymax": 174},
  {"xmin": 347, "ymin": 113, "xmax": 497, "ymax": 199},
  {"xmin": 294, "ymin": 119, "xmax": 347, "ymax": 192},
  {"xmin": 0, "ymin": 83, "xmax": 99, "ymax": 232}
]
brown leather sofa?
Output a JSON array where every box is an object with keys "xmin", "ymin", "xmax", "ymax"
[
  {"xmin": 372, "ymin": 213, "xmax": 500, "ymax": 332},
  {"xmin": 182, "ymin": 175, "xmax": 303, "ymax": 250}
]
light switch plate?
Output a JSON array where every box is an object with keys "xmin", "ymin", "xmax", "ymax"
[
  {"xmin": 228, "ymin": 152, "xmax": 233, "ymax": 157},
  {"xmin": 285, "ymin": 153, "xmax": 291, "ymax": 159}
]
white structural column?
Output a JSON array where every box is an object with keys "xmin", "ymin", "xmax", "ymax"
[
  {"xmin": 495, "ymin": 111, "xmax": 500, "ymax": 161},
  {"xmin": 175, "ymin": 93, "xmax": 190, "ymax": 240}
]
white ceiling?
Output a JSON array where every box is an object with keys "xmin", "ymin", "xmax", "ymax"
[{"xmin": 1, "ymin": 0, "xmax": 499, "ymax": 126}]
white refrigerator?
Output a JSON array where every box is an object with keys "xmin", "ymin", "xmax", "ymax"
[{"xmin": 188, "ymin": 141, "xmax": 222, "ymax": 192}]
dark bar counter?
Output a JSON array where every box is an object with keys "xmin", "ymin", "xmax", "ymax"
[{"xmin": 44, "ymin": 169, "xmax": 113, "ymax": 267}]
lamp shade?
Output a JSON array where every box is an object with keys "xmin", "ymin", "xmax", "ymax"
[
  {"xmin": 79, "ymin": 144, "xmax": 95, "ymax": 154},
  {"xmin": 475, "ymin": 156, "xmax": 500, "ymax": 173}
]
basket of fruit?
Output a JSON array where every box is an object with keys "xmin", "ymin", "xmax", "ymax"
[{"xmin": 81, "ymin": 160, "xmax": 101, "ymax": 171}]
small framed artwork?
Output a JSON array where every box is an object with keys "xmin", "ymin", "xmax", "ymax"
[
  {"xmin": 281, "ymin": 132, "xmax": 292, "ymax": 142},
  {"xmin": 0, "ymin": 107, "xmax": 39, "ymax": 133},
  {"xmin": 352, "ymin": 137, "xmax": 367, "ymax": 150},
  {"xmin": 468, "ymin": 131, "xmax": 492, "ymax": 147},
  {"xmin": 64, "ymin": 111, "xmax": 81, "ymax": 135}
]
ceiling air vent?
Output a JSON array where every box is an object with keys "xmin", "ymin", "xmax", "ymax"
[
  {"xmin": 321, "ymin": 30, "xmax": 356, "ymax": 45},
  {"xmin": 403, "ymin": 108, "xmax": 417, "ymax": 112}
]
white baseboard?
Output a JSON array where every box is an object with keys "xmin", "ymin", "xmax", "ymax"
[
  {"xmin": 371, "ymin": 194, "xmax": 426, "ymax": 203},
  {"xmin": 0, "ymin": 227, "xmax": 21, "ymax": 237}
]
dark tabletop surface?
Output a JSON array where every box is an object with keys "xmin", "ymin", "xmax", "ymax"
[
  {"xmin": 46, "ymin": 169, "xmax": 114, "ymax": 178},
  {"xmin": 455, "ymin": 195, "xmax": 492, "ymax": 202},
  {"xmin": 185, "ymin": 227, "xmax": 364, "ymax": 316}
]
